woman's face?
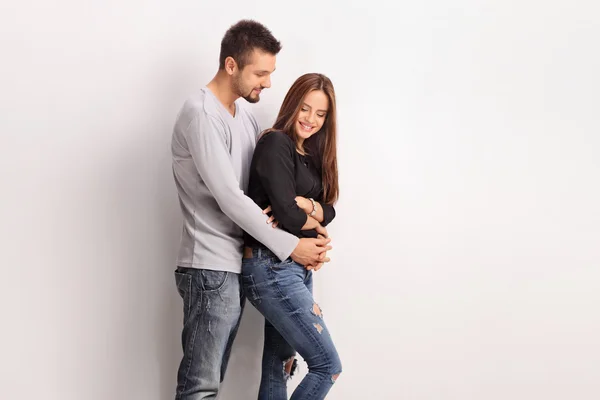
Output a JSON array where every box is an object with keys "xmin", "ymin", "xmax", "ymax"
[{"xmin": 295, "ymin": 90, "xmax": 329, "ymax": 141}]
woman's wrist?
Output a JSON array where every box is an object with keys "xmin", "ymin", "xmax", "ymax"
[
  {"xmin": 296, "ymin": 196, "xmax": 313, "ymax": 214},
  {"xmin": 307, "ymin": 198, "xmax": 317, "ymax": 217}
]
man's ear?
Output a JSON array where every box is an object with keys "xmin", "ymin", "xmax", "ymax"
[{"xmin": 224, "ymin": 56, "xmax": 237, "ymax": 76}]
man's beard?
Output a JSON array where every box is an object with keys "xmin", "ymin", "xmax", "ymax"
[
  {"xmin": 233, "ymin": 75, "xmax": 260, "ymax": 103},
  {"xmin": 243, "ymin": 91, "xmax": 260, "ymax": 103}
]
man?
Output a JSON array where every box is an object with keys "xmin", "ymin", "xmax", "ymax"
[{"xmin": 170, "ymin": 20, "xmax": 332, "ymax": 399}]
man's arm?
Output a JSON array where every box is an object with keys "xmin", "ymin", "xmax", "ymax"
[{"xmin": 186, "ymin": 113, "xmax": 298, "ymax": 261}]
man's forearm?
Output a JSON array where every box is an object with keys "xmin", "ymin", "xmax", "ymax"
[{"xmin": 213, "ymin": 184, "xmax": 299, "ymax": 261}]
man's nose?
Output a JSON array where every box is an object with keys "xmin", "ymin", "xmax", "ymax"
[{"xmin": 262, "ymin": 76, "xmax": 271, "ymax": 89}]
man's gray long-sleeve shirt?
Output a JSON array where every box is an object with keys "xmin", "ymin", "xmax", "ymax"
[{"xmin": 171, "ymin": 87, "xmax": 299, "ymax": 273}]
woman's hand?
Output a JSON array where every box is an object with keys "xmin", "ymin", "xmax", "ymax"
[
  {"xmin": 315, "ymin": 223, "xmax": 328, "ymax": 238},
  {"xmin": 295, "ymin": 196, "xmax": 313, "ymax": 214},
  {"xmin": 262, "ymin": 206, "xmax": 279, "ymax": 228}
]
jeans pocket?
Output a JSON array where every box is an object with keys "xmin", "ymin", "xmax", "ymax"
[
  {"xmin": 199, "ymin": 269, "xmax": 229, "ymax": 291},
  {"xmin": 241, "ymin": 274, "xmax": 261, "ymax": 305}
]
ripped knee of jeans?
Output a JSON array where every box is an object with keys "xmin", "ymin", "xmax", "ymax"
[{"xmin": 283, "ymin": 357, "xmax": 298, "ymax": 380}]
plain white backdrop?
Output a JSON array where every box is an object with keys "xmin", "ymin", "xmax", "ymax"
[{"xmin": 1, "ymin": 1, "xmax": 599, "ymax": 399}]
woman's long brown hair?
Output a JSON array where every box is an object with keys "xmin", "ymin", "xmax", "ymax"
[{"xmin": 261, "ymin": 73, "xmax": 339, "ymax": 205}]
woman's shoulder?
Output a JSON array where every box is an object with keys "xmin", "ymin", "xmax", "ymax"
[{"xmin": 257, "ymin": 130, "xmax": 294, "ymax": 149}]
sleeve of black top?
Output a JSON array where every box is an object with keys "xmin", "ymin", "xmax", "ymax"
[
  {"xmin": 320, "ymin": 203, "xmax": 336, "ymax": 227},
  {"xmin": 254, "ymin": 132, "xmax": 308, "ymax": 236}
]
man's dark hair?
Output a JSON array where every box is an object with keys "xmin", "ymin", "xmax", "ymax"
[{"xmin": 219, "ymin": 20, "xmax": 282, "ymax": 70}]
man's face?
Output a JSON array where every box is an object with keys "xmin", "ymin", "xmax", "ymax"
[{"xmin": 232, "ymin": 49, "xmax": 276, "ymax": 103}]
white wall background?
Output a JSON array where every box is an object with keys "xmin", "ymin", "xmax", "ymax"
[{"xmin": 1, "ymin": 1, "xmax": 599, "ymax": 399}]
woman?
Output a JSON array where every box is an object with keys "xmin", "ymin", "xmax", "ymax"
[{"xmin": 242, "ymin": 73, "xmax": 341, "ymax": 400}]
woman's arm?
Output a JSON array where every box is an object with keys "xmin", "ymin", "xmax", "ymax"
[
  {"xmin": 295, "ymin": 197, "xmax": 336, "ymax": 227},
  {"xmin": 301, "ymin": 215, "xmax": 329, "ymax": 237},
  {"xmin": 264, "ymin": 203, "xmax": 328, "ymax": 237}
]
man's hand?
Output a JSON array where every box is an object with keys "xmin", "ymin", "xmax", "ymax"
[
  {"xmin": 291, "ymin": 237, "xmax": 332, "ymax": 269},
  {"xmin": 262, "ymin": 206, "xmax": 279, "ymax": 228},
  {"xmin": 306, "ymin": 234, "xmax": 330, "ymax": 271}
]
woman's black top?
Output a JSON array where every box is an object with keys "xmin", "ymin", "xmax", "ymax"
[{"xmin": 244, "ymin": 131, "xmax": 336, "ymax": 248}]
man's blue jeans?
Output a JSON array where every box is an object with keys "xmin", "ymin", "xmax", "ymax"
[{"xmin": 174, "ymin": 267, "xmax": 245, "ymax": 400}]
